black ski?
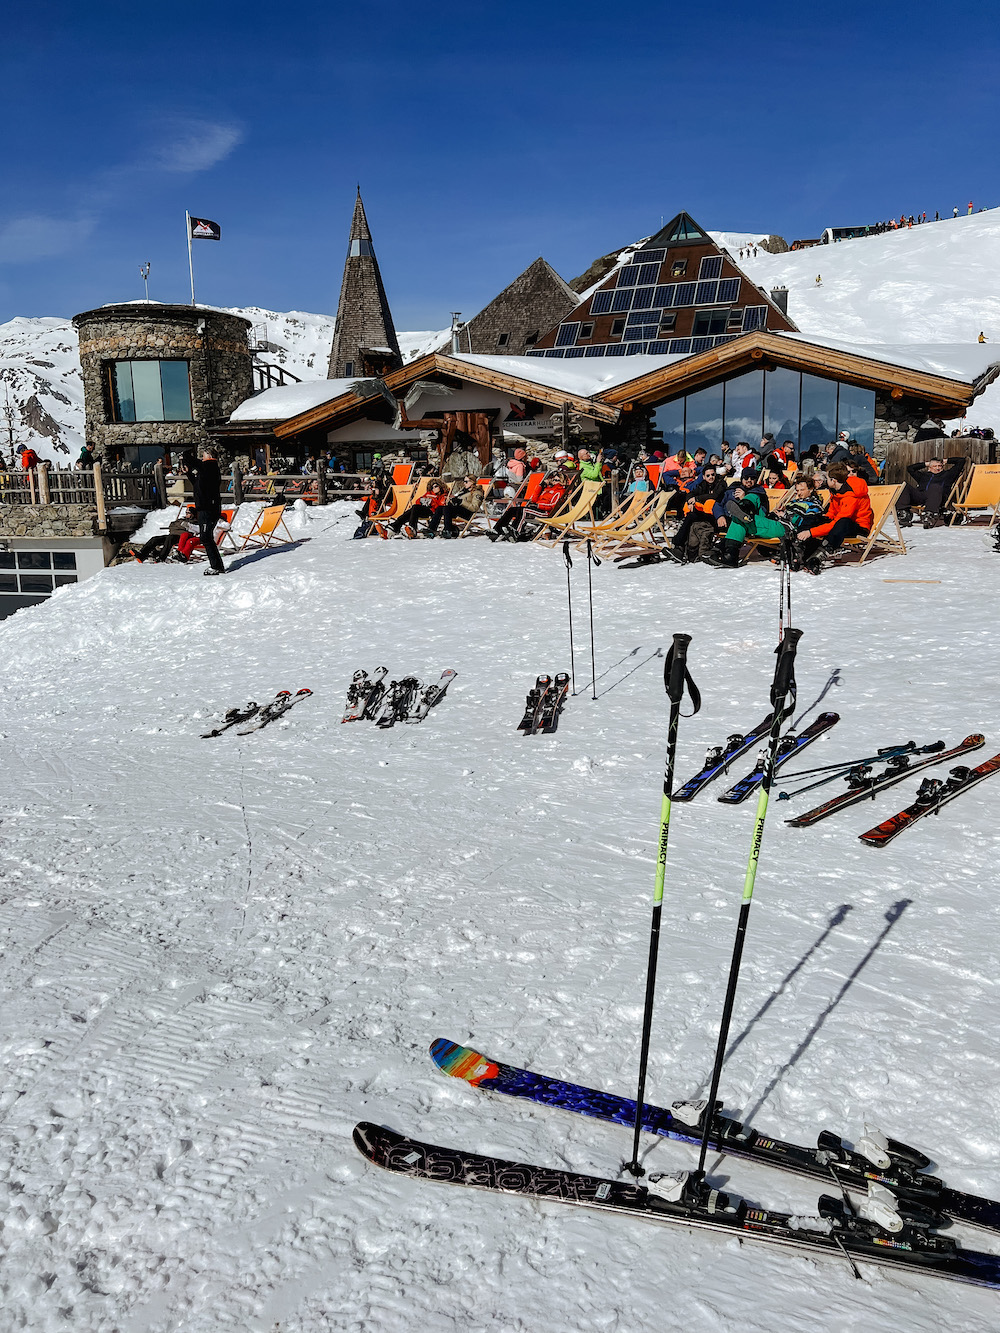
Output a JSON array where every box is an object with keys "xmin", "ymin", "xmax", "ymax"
[
  {"xmin": 377, "ymin": 677, "xmax": 421, "ymax": 728},
  {"xmin": 354, "ymin": 1123, "xmax": 1000, "ymax": 1289},
  {"xmin": 787, "ymin": 734, "xmax": 985, "ymax": 827},
  {"xmin": 518, "ymin": 675, "xmax": 551, "ymax": 733},
  {"xmin": 406, "ymin": 670, "xmax": 457, "ymax": 722},
  {"xmin": 201, "ymin": 699, "xmax": 261, "ymax": 738},
  {"xmin": 859, "ymin": 751, "xmax": 1000, "ymax": 847},
  {"xmin": 429, "ymin": 1038, "xmax": 1000, "ymax": 1235},
  {"xmin": 673, "ymin": 700, "xmax": 795, "ymax": 802},
  {"xmin": 717, "ymin": 712, "xmax": 840, "ymax": 804},
  {"xmin": 536, "ymin": 672, "xmax": 571, "ymax": 734},
  {"xmin": 238, "ymin": 688, "xmax": 312, "ymax": 734}
]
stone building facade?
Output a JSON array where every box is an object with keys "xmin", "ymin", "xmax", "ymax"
[
  {"xmin": 327, "ymin": 191, "xmax": 402, "ymax": 380},
  {"xmin": 73, "ymin": 303, "xmax": 253, "ymax": 462},
  {"xmin": 444, "ymin": 258, "xmax": 580, "ymax": 356},
  {"xmin": 873, "ymin": 391, "xmax": 928, "ymax": 454}
]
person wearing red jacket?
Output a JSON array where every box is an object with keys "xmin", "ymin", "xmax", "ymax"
[
  {"xmin": 391, "ymin": 480, "xmax": 449, "ymax": 537},
  {"xmin": 795, "ymin": 462, "xmax": 872, "ymax": 570},
  {"xmin": 489, "ymin": 469, "xmax": 571, "ymax": 541}
]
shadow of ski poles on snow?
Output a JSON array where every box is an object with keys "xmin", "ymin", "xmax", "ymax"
[
  {"xmin": 594, "ymin": 646, "xmax": 664, "ymax": 700},
  {"xmin": 740, "ymin": 898, "xmax": 912, "ymax": 1127}
]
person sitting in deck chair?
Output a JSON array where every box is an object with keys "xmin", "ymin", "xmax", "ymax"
[
  {"xmin": 427, "ymin": 476, "xmax": 485, "ymax": 538},
  {"xmin": 668, "ymin": 465, "xmax": 727, "ymax": 563},
  {"xmin": 488, "ymin": 466, "xmax": 572, "ymax": 542},
  {"xmin": 391, "ymin": 480, "xmax": 449, "ymax": 538},
  {"xmin": 794, "ymin": 461, "xmax": 872, "ymax": 572},
  {"xmin": 895, "ymin": 454, "xmax": 966, "ymax": 528}
]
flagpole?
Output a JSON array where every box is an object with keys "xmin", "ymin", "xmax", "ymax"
[{"xmin": 186, "ymin": 211, "xmax": 196, "ymax": 306}]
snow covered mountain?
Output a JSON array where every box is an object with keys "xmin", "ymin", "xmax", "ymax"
[{"xmin": 2, "ymin": 209, "xmax": 999, "ymax": 460}]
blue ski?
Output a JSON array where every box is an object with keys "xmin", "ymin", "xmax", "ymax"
[{"xmin": 717, "ymin": 712, "xmax": 840, "ymax": 804}]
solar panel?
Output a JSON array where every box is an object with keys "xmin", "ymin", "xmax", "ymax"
[
  {"xmin": 544, "ymin": 349, "xmax": 566, "ymax": 358},
  {"xmin": 698, "ymin": 256, "xmax": 723, "ymax": 280},
  {"xmin": 695, "ymin": 281, "xmax": 719, "ymax": 304},
  {"xmin": 713, "ymin": 335, "xmax": 738, "ymax": 346},
  {"xmin": 625, "ymin": 343, "xmax": 647, "ymax": 355},
  {"xmin": 606, "ymin": 344, "xmax": 628, "ymax": 356},
  {"xmin": 563, "ymin": 347, "xmax": 585, "ymax": 358},
  {"xmin": 555, "ymin": 322, "xmax": 580, "ymax": 347},
  {"xmin": 611, "ymin": 289, "xmax": 633, "ymax": 311},
  {"xmin": 633, "ymin": 286, "xmax": 655, "ymax": 308},
  {"xmin": 654, "ymin": 286, "xmax": 674, "ymax": 308},
  {"xmin": 669, "ymin": 338, "xmax": 693, "ymax": 353},
  {"xmin": 638, "ymin": 249, "xmax": 665, "ymax": 263},
  {"xmin": 585, "ymin": 345, "xmax": 608, "ymax": 357},
  {"xmin": 742, "ymin": 305, "xmax": 767, "ymax": 330},
  {"xmin": 591, "ymin": 290, "xmax": 614, "ymax": 314},
  {"xmin": 637, "ymin": 263, "xmax": 661, "ymax": 285},
  {"xmin": 617, "ymin": 266, "xmax": 639, "ymax": 287},
  {"xmin": 648, "ymin": 341, "xmax": 672, "ymax": 354},
  {"xmin": 674, "ymin": 283, "xmax": 696, "ymax": 306},
  {"xmin": 691, "ymin": 337, "xmax": 714, "ymax": 353},
  {"xmin": 717, "ymin": 278, "xmax": 740, "ymax": 303}
]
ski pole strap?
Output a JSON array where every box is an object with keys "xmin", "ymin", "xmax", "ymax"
[
  {"xmin": 664, "ymin": 633, "xmax": 701, "ymax": 715},
  {"xmin": 770, "ymin": 627, "xmax": 802, "ymax": 707},
  {"xmin": 562, "ymin": 540, "xmax": 573, "ymax": 570},
  {"xmin": 587, "ymin": 538, "xmax": 601, "ymax": 568}
]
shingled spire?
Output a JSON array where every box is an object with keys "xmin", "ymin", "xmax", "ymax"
[{"xmin": 327, "ymin": 190, "xmax": 403, "ymax": 380}]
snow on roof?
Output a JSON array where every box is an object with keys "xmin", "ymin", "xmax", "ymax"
[
  {"xmin": 778, "ymin": 334, "xmax": 1000, "ymax": 385},
  {"xmin": 230, "ymin": 378, "xmax": 359, "ymax": 422}
]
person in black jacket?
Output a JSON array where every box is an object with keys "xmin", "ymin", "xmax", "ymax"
[
  {"xmin": 896, "ymin": 455, "xmax": 965, "ymax": 528},
  {"xmin": 183, "ymin": 448, "xmax": 227, "ymax": 574},
  {"xmin": 668, "ymin": 466, "xmax": 727, "ymax": 561}
]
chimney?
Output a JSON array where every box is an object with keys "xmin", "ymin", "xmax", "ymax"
[{"xmin": 770, "ymin": 286, "xmax": 789, "ymax": 317}]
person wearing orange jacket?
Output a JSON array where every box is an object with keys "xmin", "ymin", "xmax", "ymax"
[{"xmin": 795, "ymin": 461, "xmax": 872, "ymax": 571}]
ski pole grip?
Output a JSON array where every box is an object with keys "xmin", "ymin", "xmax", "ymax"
[
  {"xmin": 771, "ymin": 627, "xmax": 802, "ymax": 705},
  {"xmin": 665, "ymin": 633, "xmax": 692, "ymax": 703},
  {"xmin": 562, "ymin": 540, "xmax": 573, "ymax": 569}
]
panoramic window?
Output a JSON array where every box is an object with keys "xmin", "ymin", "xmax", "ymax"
[{"xmin": 107, "ymin": 361, "xmax": 192, "ymax": 423}]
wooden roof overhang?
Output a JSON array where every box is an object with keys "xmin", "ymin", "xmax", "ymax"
[
  {"xmin": 596, "ymin": 332, "xmax": 986, "ymax": 413},
  {"xmin": 272, "ymin": 352, "xmax": 619, "ymax": 439}
]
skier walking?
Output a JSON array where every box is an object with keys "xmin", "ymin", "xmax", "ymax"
[{"xmin": 183, "ymin": 448, "xmax": 227, "ymax": 576}]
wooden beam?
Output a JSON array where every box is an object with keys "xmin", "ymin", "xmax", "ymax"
[{"xmin": 596, "ymin": 333, "xmax": 977, "ymax": 411}]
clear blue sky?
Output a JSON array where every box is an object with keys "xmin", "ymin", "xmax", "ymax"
[{"xmin": 3, "ymin": 0, "xmax": 997, "ymax": 329}]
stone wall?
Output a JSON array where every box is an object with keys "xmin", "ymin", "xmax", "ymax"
[
  {"xmin": 73, "ymin": 304, "xmax": 253, "ymax": 459},
  {"xmin": 0, "ymin": 504, "xmax": 99, "ymax": 539},
  {"xmin": 873, "ymin": 391, "xmax": 930, "ymax": 457}
]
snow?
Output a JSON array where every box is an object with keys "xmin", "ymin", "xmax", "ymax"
[
  {"xmin": 398, "ymin": 328, "xmax": 452, "ymax": 360},
  {"xmin": 2, "ymin": 513, "xmax": 1000, "ymax": 1330},
  {"xmin": 229, "ymin": 378, "xmax": 361, "ymax": 422}
]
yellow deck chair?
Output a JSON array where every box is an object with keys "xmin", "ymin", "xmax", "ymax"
[
  {"xmin": 594, "ymin": 492, "xmax": 674, "ymax": 558},
  {"xmin": 228, "ymin": 503, "xmax": 294, "ymax": 552},
  {"xmin": 568, "ymin": 487, "xmax": 650, "ymax": 538},
  {"xmin": 948, "ymin": 464, "xmax": 1000, "ymax": 525},
  {"xmin": 531, "ymin": 479, "xmax": 605, "ymax": 544},
  {"xmin": 840, "ymin": 484, "xmax": 906, "ymax": 563}
]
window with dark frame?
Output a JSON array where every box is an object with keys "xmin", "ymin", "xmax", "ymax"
[
  {"xmin": 671, "ymin": 260, "xmax": 688, "ymax": 277},
  {"xmin": 610, "ymin": 319, "xmax": 626, "ymax": 338},
  {"xmin": 692, "ymin": 309, "xmax": 731, "ymax": 336},
  {"xmin": 579, "ymin": 323, "xmax": 594, "ymax": 340},
  {"xmin": 106, "ymin": 360, "xmax": 192, "ymax": 423},
  {"xmin": 496, "ymin": 332, "xmax": 510, "ymax": 348}
]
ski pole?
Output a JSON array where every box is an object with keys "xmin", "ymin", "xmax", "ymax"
[
  {"xmin": 776, "ymin": 741, "xmax": 944, "ymax": 799},
  {"xmin": 562, "ymin": 540, "xmax": 576, "ymax": 697},
  {"xmin": 695, "ymin": 628, "xmax": 802, "ymax": 1179},
  {"xmin": 625, "ymin": 633, "xmax": 701, "ymax": 1177},
  {"xmin": 586, "ymin": 539, "xmax": 600, "ymax": 702}
]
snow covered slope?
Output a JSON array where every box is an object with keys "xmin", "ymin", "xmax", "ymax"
[
  {"xmin": 3, "ymin": 208, "xmax": 999, "ymax": 460},
  {"xmin": 1, "ymin": 514, "xmax": 1000, "ymax": 1331}
]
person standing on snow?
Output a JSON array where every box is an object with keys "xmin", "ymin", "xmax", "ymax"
[{"xmin": 184, "ymin": 448, "xmax": 227, "ymax": 576}]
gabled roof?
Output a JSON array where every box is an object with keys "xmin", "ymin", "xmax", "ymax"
[
  {"xmin": 272, "ymin": 351, "xmax": 621, "ymax": 439},
  {"xmin": 639, "ymin": 211, "xmax": 713, "ymax": 249}
]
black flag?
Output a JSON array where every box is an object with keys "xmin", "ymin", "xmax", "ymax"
[{"xmin": 188, "ymin": 217, "xmax": 221, "ymax": 241}]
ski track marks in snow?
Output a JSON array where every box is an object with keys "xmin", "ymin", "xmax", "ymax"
[{"xmin": 0, "ymin": 509, "xmax": 999, "ymax": 1330}]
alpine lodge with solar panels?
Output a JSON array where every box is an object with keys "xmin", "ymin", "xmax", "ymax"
[{"xmin": 530, "ymin": 212, "xmax": 796, "ymax": 358}]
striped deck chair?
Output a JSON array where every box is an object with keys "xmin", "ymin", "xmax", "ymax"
[
  {"xmin": 531, "ymin": 479, "xmax": 605, "ymax": 545},
  {"xmin": 948, "ymin": 464, "xmax": 1000, "ymax": 526}
]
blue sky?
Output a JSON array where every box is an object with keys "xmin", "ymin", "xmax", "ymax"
[{"xmin": 3, "ymin": 0, "xmax": 998, "ymax": 329}]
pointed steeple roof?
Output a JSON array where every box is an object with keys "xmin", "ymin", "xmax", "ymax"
[
  {"xmin": 640, "ymin": 211, "xmax": 712, "ymax": 249},
  {"xmin": 327, "ymin": 189, "xmax": 402, "ymax": 379}
]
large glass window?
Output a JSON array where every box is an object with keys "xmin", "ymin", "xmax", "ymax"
[
  {"xmin": 800, "ymin": 373, "xmax": 837, "ymax": 450},
  {"xmin": 653, "ymin": 397, "xmax": 684, "ymax": 454},
  {"xmin": 108, "ymin": 361, "xmax": 192, "ymax": 422},
  {"xmin": 683, "ymin": 384, "xmax": 724, "ymax": 455},
  {"xmin": 837, "ymin": 383, "xmax": 876, "ymax": 450},
  {"xmin": 764, "ymin": 368, "xmax": 801, "ymax": 452},
  {"xmin": 723, "ymin": 369, "xmax": 764, "ymax": 445}
]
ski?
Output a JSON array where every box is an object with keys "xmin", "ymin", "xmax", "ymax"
[
  {"xmin": 717, "ymin": 713, "xmax": 840, "ymax": 804},
  {"xmin": 377, "ymin": 677, "xmax": 421, "ymax": 728},
  {"xmin": 201, "ymin": 700, "xmax": 260, "ymax": 738},
  {"xmin": 354, "ymin": 1122, "xmax": 1000, "ymax": 1289},
  {"xmin": 237, "ymin": 688, "xmax": 313, "ymax": 734},
  {"xmin": 361, "ymin": 675, "xmax": 389, "ymax": 722},
  {"xmin": 406, "ymin": 670, "xmax": 457, "ymax": 723},
  {"xmin": 429, "ymin": 1038, "xmax": 1000, "ymax": 1234},
  {"xmin": 616, "ymin": 547, "xmax": 683, "ymax": 570},
  {"xmin": 518, "ymin": 675, "xmax": 551, "ymax": 733},
  {"xmin": 342, "ymin": 667, "xmax": 387, "ymax": 723},
  {"xmin": 536, "ymin": 672, "xmax": 571, "ymax": 734},
  {"xmin": 673, "ymin": 701, "xmax": 796, "ymax": 802},
  {"xmin": 859, "ymin": 751, "xmax": 1000, "ymax": 847},
  {"xmin": 786, "ymin": 735, "xmax": 985, "ymax": 827}
]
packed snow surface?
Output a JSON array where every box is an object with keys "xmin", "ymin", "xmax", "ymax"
[{"xmin": 2, "ymin": 512, "xmax": 1000, "ymax": 1331}]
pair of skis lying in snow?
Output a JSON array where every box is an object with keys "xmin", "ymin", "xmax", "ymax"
[
  {"xmin": 355, "ymin": 1038, "xmax": 1000, "ymax": 1290},
  {"xmin": 201, "ymin": 689, "xmax": 313, "ymax": 737},
  {"xmin": 517, "ymin": 673, "xmax": 571, "ymax": 735},
  {"xmin": 672, "ymin": 701, "xmax": 994, "ymax": 844},
  {"xmin": 341, "ymin": 668, "xmax": 456, "ymax": 727}
]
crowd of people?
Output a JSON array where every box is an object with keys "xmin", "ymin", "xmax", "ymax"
[{"xmin": 359, "ymin": 427, "xmax": 976, "ymax": 576}]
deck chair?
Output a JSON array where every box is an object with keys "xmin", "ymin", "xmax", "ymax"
[
  {"xmin": 226, "ymin": 504, "xmax": 294, "ymax": 553},
  {"xmin": 392, "ymin": 463, "xmax": 414, "ymax": 486},
  {"xmin": 531, "ymin": 480, "xmax": 605, "ymax": 544},
  {"xmin": 566, "ymin": 487, "xmax": 651, "ymax": 542},
  {"xmin": 948, "ymin": 464, "xmax": 1000, "ymax": 525},
  {"xmin": 840, "ymin": 484, "xmax": 906, "ymax": 563},
  {"xmin": 369, "ymin": 483, "xmax": 415, "ymax": 532},
  {"xmin": 594, "ymin": 492, "xmax": 674, "ymax": 558}
]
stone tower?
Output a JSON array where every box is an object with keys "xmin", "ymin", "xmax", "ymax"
[{"xmin": 327, "ymin": 190, "xmax": 403, "ymax": 380}]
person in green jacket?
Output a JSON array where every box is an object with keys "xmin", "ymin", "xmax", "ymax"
[{"xmin": 576, "ymin": 448, "xmax": 604, "ymax": 482}]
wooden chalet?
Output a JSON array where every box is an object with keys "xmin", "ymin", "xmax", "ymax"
[{"xmin": 531, "ymin": 211, "xmax": 796, "ymax": 357}]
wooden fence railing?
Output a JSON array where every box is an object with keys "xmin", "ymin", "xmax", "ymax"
[{"xmin": 881, "ymin": 436, "xmax": 996, "ymax": 484}]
